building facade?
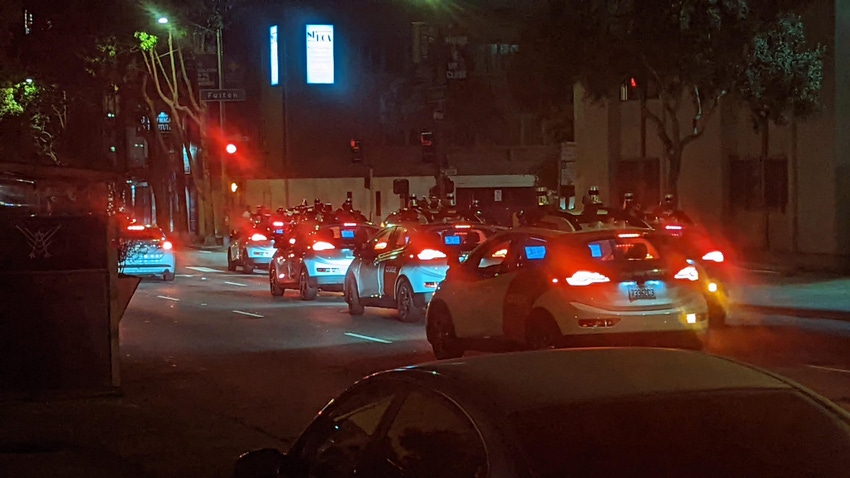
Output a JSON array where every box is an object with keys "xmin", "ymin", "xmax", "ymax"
[
  {"xmin": 573, "ymin": 0, "xmax": 849, "ymax": 260},
  {"xmin": 239, "ymin": 0, "xmax": 562, "ymax": 220}
]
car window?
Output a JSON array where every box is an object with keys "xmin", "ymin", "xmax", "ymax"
[
  {"xmin": 368, "ymin": 389, "xmax": 487, "ymax": 478},
  {"xmin": 516, "ymin": 237, "xmax": 548, "ymax": 268},
  {"xmin": 299, "ymin": 388, "xmax": 398, "ymax": 478},
  {"xmin": 470, "ymin": 237, "xmax": 513, "ymax": 277},
  {"xmin": 123, "ymin": 226, "xmax": 164, "ymax": 241},
  {"xmin": 371, "ymin": 228, "xmax": 394, "ymax": 252},
  {"xmin": 585, "ymin": 236, "xmax": 660, "ymax": 262},
  {"xmin": 510, "ymin": 389, "xmax": 850, "ymax": 478},
  {"xmin": 390, "ymin": 227, "xmax": 410, "ymax": 249}
]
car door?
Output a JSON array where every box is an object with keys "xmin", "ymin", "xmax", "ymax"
[
  {"xmin": 448, "ymin": 234, "xmax": 522, "ymax": 339},
  {"xmin": 357, "ymin": 227, "xmax": 395, "ymax": 299},
  {"xmin": 501, "ymin": 235, "xmax": 553, "ymax": 342},
  {"xmin": 380, "ymin": 226, "xmax": 411, "ymax": 299},
  {"xmin": 229, "ymin": 229, "xmax": 244, "ymax": 262}
]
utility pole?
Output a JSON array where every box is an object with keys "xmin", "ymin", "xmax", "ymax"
[{"xmin": 216, "ymin": 26, "xmax": 227, "ymax": 238}]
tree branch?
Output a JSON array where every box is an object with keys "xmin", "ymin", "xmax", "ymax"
[{"xmin": 643, "ymin": 103, "xmax": 673, "ymax": 151}]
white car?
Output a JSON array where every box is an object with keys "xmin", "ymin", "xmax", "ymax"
[
  {"xmin": 344, "ymin": 223, "xmax": 505, "ymax": 322},
  {"xmin": 120, "ymin": 225, "xmax": 176, "ymax": 281},
  {"xmin": 426, "ymin": 228, "xmax": 710, "ymax": 359},
  {"xmin": 227, "ymin": 225, "xmax": 277, "ymax": 274}
]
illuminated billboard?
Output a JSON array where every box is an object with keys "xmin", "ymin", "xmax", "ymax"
[
  {"xmin": 269, "ymin": 25, "xmax": 279, "ymax": 86},
  {"xmin": 306, "ymin": 24, "xmax": 334, "ymax": 84}
]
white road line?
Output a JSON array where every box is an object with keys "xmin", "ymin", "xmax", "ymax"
[
  {"xmin": 344, "ymin": 332, "xmax": 392, "ymax": 344},
  {"xmin": 186, "ymin": 266, "xmax": 223, "ymax": 273},
  {"xmin": 232, "ymin": 310, "xmax": 264, "ymax": 318},
  {"xmin": 807, "ymin": 365, "xmax": 850, "ymax": 375},
  {"xmin": 197, "ymin": 250, "xmax": 214, "ymax": 254},
  {"xmin": 157, "ymin": 295, "xmax": 180, "ymax": 302},
  {"xmin": 224, "ymin": 281, "xmax": 248, "ymax": 287},
  {"xmin": 176, "ymin": 274, "xmax": 195, "ymax": 278}
]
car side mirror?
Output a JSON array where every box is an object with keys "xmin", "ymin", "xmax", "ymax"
[{"xmin": 233, "ymin": 448, "xmax": 294, "ymax": 478}]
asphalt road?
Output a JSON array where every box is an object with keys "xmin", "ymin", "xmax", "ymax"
[{"xmin": 113, "ymin": 249, "xmax": 850, "ymax": 476}]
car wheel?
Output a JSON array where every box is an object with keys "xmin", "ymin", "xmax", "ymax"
[
  {"xmin": 396, "ymin": 278, "xmax": 425, "ymax": 323},
  {"xmin": 163, "ymin": 271, "xmax": 175, "ymax": 282},
  {"xmin": 346, "ymin": 275, "xmax": 364, "ymax": 315},
  {"xmin": 299, "ymin": 267, "xmax": 318, "ymax": 301},
  {"xmin": 227, "ymin": 249, "xmax": 236, "ymax": 272},
  {"xmin": 427, "ymin": 303, "xmax": 464, "ymax": 360},
  {"xmin": 525, "ymin": 310, "xmax": 561, "ymax": 350},
  {"xmin": 269, "ymin": 265, "xmax": 284, "ymax": 297},
  {"xmin": 242, "ymin": 250, "xmax": 254, "ymax": 274}
]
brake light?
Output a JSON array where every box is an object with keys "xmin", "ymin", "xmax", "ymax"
[
  {"xmin": 701, "ymin": 250, "xmax": 725, "ymax": 263},
  {"xmin": 312, "ymin": 241, "xmax": 335, "ymax": 251},
  {"xmin": 454, "ymin": 224, "xmax": 471, "ymax": 229},
  {"xmin": 250, "ymin": 233, "xmax": 268, "ymax": 241},
  {"xmin": 565, "ymin": 270, "xmax": 611, "ymax": 286},
  {"xmin": 273, "ymin": 221, "xmax": 284, "ymax": 227},
  {"xmin": 674, "ymin": 265, "xmax": 699, "ymax": 281},
  {"xmin": 617, "ymin": 233, "xmax": 640, "ymax": 238},
  {"xmin": 161, "ymin": 240, "xmax": 173, "ymax": 250},
  {"xmin": 344, "ymin": 222, "xmax": 357, "ymax": 227},
  {"xmin": 417, "ymin": 248, "xmax": 447, "ymax": 260},
  {"xmin": 127, "ymin": 225, "xmax": 145, "ymax": 230},
  {"xmin": 665, "ymin": 224, "xmax": 683, "ymax": 231}
]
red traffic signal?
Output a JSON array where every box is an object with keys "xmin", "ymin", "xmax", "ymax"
[{"xmin": 225, "ymin": 143, "xmax": 238, "ymax": 154}]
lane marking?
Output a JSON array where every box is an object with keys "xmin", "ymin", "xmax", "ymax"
[
  {"xmin": 157, "ymin": 295, "xmax": 180, "ymax": 302},
  {"xmin": 807, "ymin": 365, "xmax": 850, "ymax": 375},
  {"xmin": 344, "ymin": 332, "xmax": 392, "ymax": 344},
  {"xmin": 186, "ymin": 266, "xmax": 223, "ymax": 273},
  {"xmin": 232, "ymin": 310, "xmax": 264, "ymax": 318},
  {"xmin": 224, "ymin": 281, "xmax": 248, "ymax": 287},
  {"xmin": 176, "ymin": 274, "xmax": 195, "ymax": 278},
  {"xmin": 197, "ymin": 250, "xmax": 214, "ymax": 254}
]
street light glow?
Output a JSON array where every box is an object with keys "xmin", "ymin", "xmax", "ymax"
[
  {"xmin": 25, "ymin": 78, "xmax": 33, "ymax": 84},
  {"xmin": 230, "ymin": 182, "xmax": 238, "ymax": 193},
  {"xmin": 157, "ymin": 17, "xmax": 169, "ymax": 24},
  {"xmin": 226, "ymin": 143, "xmax": 237, "ymax": 154}
]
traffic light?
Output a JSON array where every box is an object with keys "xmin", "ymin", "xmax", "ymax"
[
  {"xmin": 620, "ymin": 77, "xmax": 640, "ymax": 101},
  {"xmin": 350, "ymin": 139, "xmax": 363, "ymax": 163},
  {"xmin": 420, "ymin": 130, "xmax": 435, "ymax": 163}
]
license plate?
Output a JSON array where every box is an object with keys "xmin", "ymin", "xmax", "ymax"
[{"xmin": 628, "ymin": 287, "xmax": 656, "ymax": 301}]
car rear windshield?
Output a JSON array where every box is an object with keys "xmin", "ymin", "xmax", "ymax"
[
  {"xmin": 123, "ymin": 227, "xmax": 164, "ymax": 241},
  {"xmin": 314, "ymin": 224, "xmax": 376, "ymax": 248},
  {"xmin": 510, "ymin": 389, "xmax": 850, "ymax": 478},
  {"xmin": 428, "ymin": 226, "xmax": 497, "ymax": 250},
  {"xmin": 583, "ymin": 235, "xmax": 661, "ymax": 262}
]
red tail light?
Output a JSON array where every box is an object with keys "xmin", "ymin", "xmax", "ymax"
[
  {"xmin": 674, "ymin": 265, "xmax": 699, "ymax": 281},
  {"xmin": 665, "ymin": 224, "xmax": 683, "ymax": 231},
  {"xmin": 565, "ymin": 270, "xmax": 611, "ymax": 286},
  {"xmin": 127, "ymin": 225, "xmax": 145, "ymax": 231},
  {"xmin": 417, "ymin": 248, "xmax": 447, "ymax": 260},
  {"xmin": 701, "ymin": 250, "xmax": 724, "ymax": 263},
  {"xmin": 311, "ymin": 241, "xmax": 335, "ymax": 251},
  {"xmin": 273, "ymin": 221, "xmax": 284, "ymax": 227},
  {"xmin": 250, "ymin": 233, "xmax": 268, "ymax": 241},
  {"xmin": 344, "ymin": 222, "xmax": 358, "ymax": 227},
  {"xmin": 161, "ymin": 240, "xmax": 173, "ymax": 250}
]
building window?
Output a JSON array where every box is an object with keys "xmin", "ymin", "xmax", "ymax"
[
  {"xmin": 485, "ymin": 43, "xmax": 518, "ymax": 73},
  {"xmin": 729, "ymin": 155, "xmax": 788, "ymax": 211}
]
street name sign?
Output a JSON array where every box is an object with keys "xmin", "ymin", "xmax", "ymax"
[{"xmin": 200, "ymin": 89, "xmax": 246, "ymax": 102}]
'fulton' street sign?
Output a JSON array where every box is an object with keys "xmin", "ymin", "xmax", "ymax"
[{"xmin": 200, "ymin": 89, "xmax": 246, "ymax": 102}]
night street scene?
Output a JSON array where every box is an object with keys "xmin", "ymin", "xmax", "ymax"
[{"xmin": 3, "ymin": 0, "xmax": 850, "ymax": 476}]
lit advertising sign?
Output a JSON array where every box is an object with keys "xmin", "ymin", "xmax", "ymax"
[
  {"xmin": 269, "ymin": 25, "xmax": 279, "ymax": 86},
  {"xmin": 306, "ymin": 24, "xmax": 334, "ymax": 84}
]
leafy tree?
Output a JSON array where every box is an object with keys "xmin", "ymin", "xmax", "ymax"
[{"xmin": 512, "ymin": 0, "xmax": 822, "ymax": 198}]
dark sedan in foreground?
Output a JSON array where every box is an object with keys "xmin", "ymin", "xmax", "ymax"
[{"xmin": 234, "ymin": 348, "xmax": 850, "ymax": 478}]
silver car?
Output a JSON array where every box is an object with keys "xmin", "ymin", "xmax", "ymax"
[
  {"xmin": 227, "ymin": 225, "xmax": 277, "ymax": 274},
  {"xmin": 269, "ymin": 222, "xmax": 377, "ymax": 300},
  {"xmin": 119, "ymin": 225, "xmax": 176, "ymax": 281}
]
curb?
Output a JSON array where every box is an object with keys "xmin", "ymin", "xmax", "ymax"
[{"xmin": 735, "ymin": 304, "xmax": 850, "ymax": 323}]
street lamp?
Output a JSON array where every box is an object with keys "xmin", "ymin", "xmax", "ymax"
[{"xmin": 157, "ymin": 16, "xmax": 169, "ymax": 24}]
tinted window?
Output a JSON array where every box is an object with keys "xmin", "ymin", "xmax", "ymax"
[
  {"xmin": 429, "ymin": 226, "xmax": 499, "ymax": 252},
  {"xmin": 510, "ymin": 390, "xmax": 850, "ymax": 478},
  {"xmin": 584, "ymin": 236, "xmax": 660, "ymax": 262},
  {"xmin": 313, "ymin": 224, "xmax": 376, "ymax": 249},
  {"xmin": 299, "ymin": 389, "xmax": 397, "ymax": 478},
  {"xmin": 372, "ymin": 390, "xmax": 486, "ymax": 478},
  {"xmin": 122, "ymin": 226, "xmax": 165, "ymax": 241}
]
